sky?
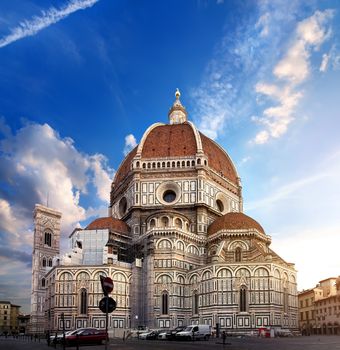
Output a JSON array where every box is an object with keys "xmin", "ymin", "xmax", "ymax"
[{"xmin": 0, "ymin": 0, "xmax": 339, "ymax": 314}]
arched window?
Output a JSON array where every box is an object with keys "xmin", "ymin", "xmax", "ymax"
[
  {"xmin": 193, "ymin": 291, "xmax": 199, "ymax": 314},
  {"xmin": 44, "ymin": 231, "xmax": 52, "ymax": 247},
  {"xmin": 240, "ymin": 287, "xmax": 247, "ymax": 312},
  {"xmin": 80, "ymin": 288, "xmax": 88, "ymax": 315},
  {"xmin": 150, "ymin": 219, "xmax": 156, "ymax": 229},
  {"xmin": 41, "ymin": 278, "xmax": 46, "ymax": 288},
  {"xmin": 235, "ymin": 248, "xmax": 242, "ymax": 262},
  {"xmin": 48, "ymin": 258, "xmax": 53, "ymax": 267},
  {"xmin": 161, "ymin": 217, "xmax": 169, "ymax": 227},
  {"xmin": 161, "ymin": 292, "xmax": 168, "ymax": 315},
  {"xmin": 42, "ymin": 257, "xmax": 46, "ymax": 267},
  {"xmin": 175, "ymin": 218, "xmax": 182, "ymax": 229},
  {"xmin": 283, "ymin": 287, "xmax": 288, "ymax": 313}
]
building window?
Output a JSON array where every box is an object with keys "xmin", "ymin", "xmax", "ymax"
[
  {"xmin": 48, "ymin": 258, "xmax": 52, "ymax": 267},
  {"xmin": 42, "ymin": 278, "xmax": 46, "ymax": 287},
  {"xmin": 283, "ymin": 288, "xmax": 288, "ymax": 313},
  {"xmin": 161, "ymin": 292, "xmax": 169, "ymax": 315},
  {"xmin": 44, "ymin": 231, "xmax": 52, "ymax": 247},
  {"xmin": 80, "ymin": 289, "xmax": 88, "ymax": 315},
  {"xmin": 235, "ymin": 248, "xmax": 242, "ymax": 262},
  {"xmin": 240, "ymin": 287, "xmax": 247, "ymax": 312},
  {"xmin": 193, "ymin": 291, "xmax": 199, "ymax": 314},
  {"xmin": 42, "ymin": 258, "xmax": 47, "ymax": 267}
]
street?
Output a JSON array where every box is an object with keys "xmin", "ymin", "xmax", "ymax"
[{"xmin": 1, "ymin": 336, "xmax": 340, "ymax": 350}]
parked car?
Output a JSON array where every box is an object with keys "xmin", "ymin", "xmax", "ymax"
[
  {"xmin": 146, "ymin": 330, "xmax": 163, "ymax": 340},
  {"xmin": 138, "ymin": 331, "xmax": 154, "ymax": 340},
  {"xmin": 64, "ymin": 328, "xmax": 108, "ymax": 346},
  {"xmin": 166, "ymin": 326, "xmax": 187, "ymax": 340},
  {"xmin": 176, "ymin": 324, "xmax": 211, "ymax": 341},
  {"xmin": 157, "ymin": 331, "xmax": 167, "ymax": 340},
  {"xmin": 50, "ymin": 329, "xmax": 83, "ymax": 344}
]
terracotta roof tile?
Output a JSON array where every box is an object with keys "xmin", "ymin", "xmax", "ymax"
[
  {"xmin": 208, "ymin": 212, "xmax": 265, "ymax": 235},
  {"xmin": 141, "ymin": 123, "xmax": 197, "ymax": 158},
  {"xmin": 114, "ymin": 146, "xmax": 137, "ymax": 185},
  {"xmin": 113, "ymin": 123, "xmax": 238, "ymax": 186},
  {"xmin": 86, "ymin": 217, "xmax": 130, "ymax": 234},
  {"xmin": 200, "ymin": 133, "xmax": 238, "ymax": 184}
]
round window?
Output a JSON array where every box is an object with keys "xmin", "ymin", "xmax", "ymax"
[
  {"xmin": 163, "ymin": 190, "xmax": 176, "ymax": 203},
  {"xmin": 119, "ymin": 197, "xmax": 127, "ymax": 216},
  {"xmin": 216, "ymin": 199, "xmax": 224, "ymax": 212}
]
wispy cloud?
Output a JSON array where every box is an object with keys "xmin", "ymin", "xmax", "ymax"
[
  {"xmin": 253, "ymin": 10, "xmax": 334, "ymax": 144},
  {"xmin": 0, "ymin": 0, "xmax": 99, "ymax": 48},
  {"xmin": 123, "ymin": 134, "xmax": 137, "ymax": 155}
]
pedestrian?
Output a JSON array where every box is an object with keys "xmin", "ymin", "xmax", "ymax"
[{"xmin": 222, "ymin": 331, "xmax": 226, "ymax": 345}]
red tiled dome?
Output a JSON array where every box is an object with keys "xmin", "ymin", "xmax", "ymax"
[
  {"xmin": 208, "ymin": 212, "xmax": 265, "ymax": 236},
  {"xmin": 86, "ymin": 217, "xmax": 130, "ymax": 234},
  {"xmin": 113, "ymin": 122, "xmax": 238, "ymax": 186}
]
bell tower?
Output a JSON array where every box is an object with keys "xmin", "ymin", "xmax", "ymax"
[{"xmin": 30, "ymin": 204, "xmax": 61, "ymax": 334}]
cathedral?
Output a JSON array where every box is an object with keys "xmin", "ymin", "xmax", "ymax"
[{"xmin": 30, "ymin": 90, "xmax": 298, "ymax": 335}]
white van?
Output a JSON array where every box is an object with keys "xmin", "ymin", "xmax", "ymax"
[{"xmin": 176, "ymin": 324, "xmax": 211, "ymax": 340}]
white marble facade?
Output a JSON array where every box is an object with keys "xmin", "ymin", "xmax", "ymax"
[{"xmin": 32, "ymin": 92, "xmax": 298, "ymax": 335}]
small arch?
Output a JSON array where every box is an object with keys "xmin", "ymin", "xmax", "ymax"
[
  {"xmin": 176, "ymin": 240, "xmax": 185, "ymax": 251},
  {"xmin": 80, "ymin": 288, "xmax": 88, "ymax": 315},
  {"xmin": 158, "ymin": 238, "xmax": 172, "ymax": 249},
  {"xmin": 191, "ymin": 160, "xmax": 195, "ymax": 166},
  {"xmin": 192, "ymin": 291, "xmax": 199, "ymax": 314},
  {"xmin": 197, "ymin": 158, "xmax": 201, "ymax": 165},
  {"xmin": 204, "ymin": 160, "xmax": 207, "ymax": 165},
  {"xmin": 152, "ymin": 162, "xmax": 156, "ymax": 168},
  {"xmin": 240, "ymin": 286, "xmax": 247, "ymax": 312},
  {"xmin": 182, "ymin": 161, "xmax": 185, "ymax": 166},
  {"xmin": 48, "ymin": 258, "xmax": 53, "ymax": 267},
  {"xmin": 42, "ymin": 278, "xmax": 46, "ymax": 288},
  {"xmin": 175, "ymin": 218, "xmax": 182, "ymax": 229},
  {"xmin": 167, "ymin": 161, "xmax": 170, "ymax": 167},
  {"xmin": 136, "ymin": 161, "xmax": 140, "ymax": 168},
  {"xmin": 147, "ymin": 163, "xmax": 151, "ymax": 169},
  {"xmin": 44, "ymin": 231, "xmax": 52, "ymax": 247},
  {"xmin": 235, "ymin": 247, "xmax": 242, "ymax": 262},
  {"xmin": 142, "ymin": 163, "xmax": 146, "ymax": 169},
  {"xmin": 172, "ymin": 161, "xmax": 175, "ymax": 167},
  {"xmin": 42, "ymin": 257, "xmax": 47, "ymax": 267},
  {"xmin": 186, "ymin": 160, "xmax": 190, "ymax": 166},
  {"xmin": 177, "ymin": 161, "xmax": 180, "ymax": 167},
  {"xmin": 150, "ymin": 218, "xmax": 156, "ymax": 229},
  {"xmin": 157, "ymin": 162, "xmax": 160, "ymax": 168},
  {"xmin": 162, "ymin": 162, "xmax": 165, "ymax": 168},
  {"xmin": 161, "ymin": 216, "xmax": 169, "ymax": 227},
  {"xmin": 161, "ymin": 291, "xmax": 169, "ymax": 315}
]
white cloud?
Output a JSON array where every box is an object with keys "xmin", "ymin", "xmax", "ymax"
[
  {"xmin": 0, "ymin": 0, "xmax": 99, "ymax": 48},
  {"xmin": 123, "ymin": 134, "xmax": 137, "ymax": 155},
  {"xmin": 320, "ymin": 52, "xmax": 330, "ymax": 72},
  {"xmin": 0, "ymin": 119, "xmax": 114, "ymax": 239},
  {"xmin": 256, "ymin": 12, "xmax": 270, "ymax": 37},
  {"xmin": 254, "ymin": 9, "xmax": 334, "ymax": 144},
  {"xmin": 89, "ymin": 154, "xmax": 115, "ymax": 203}
]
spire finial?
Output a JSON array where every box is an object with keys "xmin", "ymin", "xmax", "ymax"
[
  {"xmin": 168, "ymin": 88, "xmax": 187, "ymax": 124},
  {"xmin": 175, "ymin": 88, "xmax": 181, "ymax": 100}
]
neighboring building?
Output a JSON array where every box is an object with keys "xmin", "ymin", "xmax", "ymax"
[
  {"xmin": 37, "ymin": 90, "xmax": 298, "ymax": 335},
  {"xmin": 298, "ymin": 277, "xmax": 340, "ymax": 335},
  {"xmin": 18, "ymin": 314, "xmax": 30, "ymax": 334},
  {"xmin": 0, "ymin": 301, "xmax": 21, "ymax": 334}
]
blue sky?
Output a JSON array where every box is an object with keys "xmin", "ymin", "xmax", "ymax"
[{"xmin": 0, "ymin": 0, "xmax": 339, "ymax": 313}]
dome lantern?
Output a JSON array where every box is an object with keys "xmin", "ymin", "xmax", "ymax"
[{"xmin": 168, "ymin": 88, "xmax": 188, "ymax": 124}]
